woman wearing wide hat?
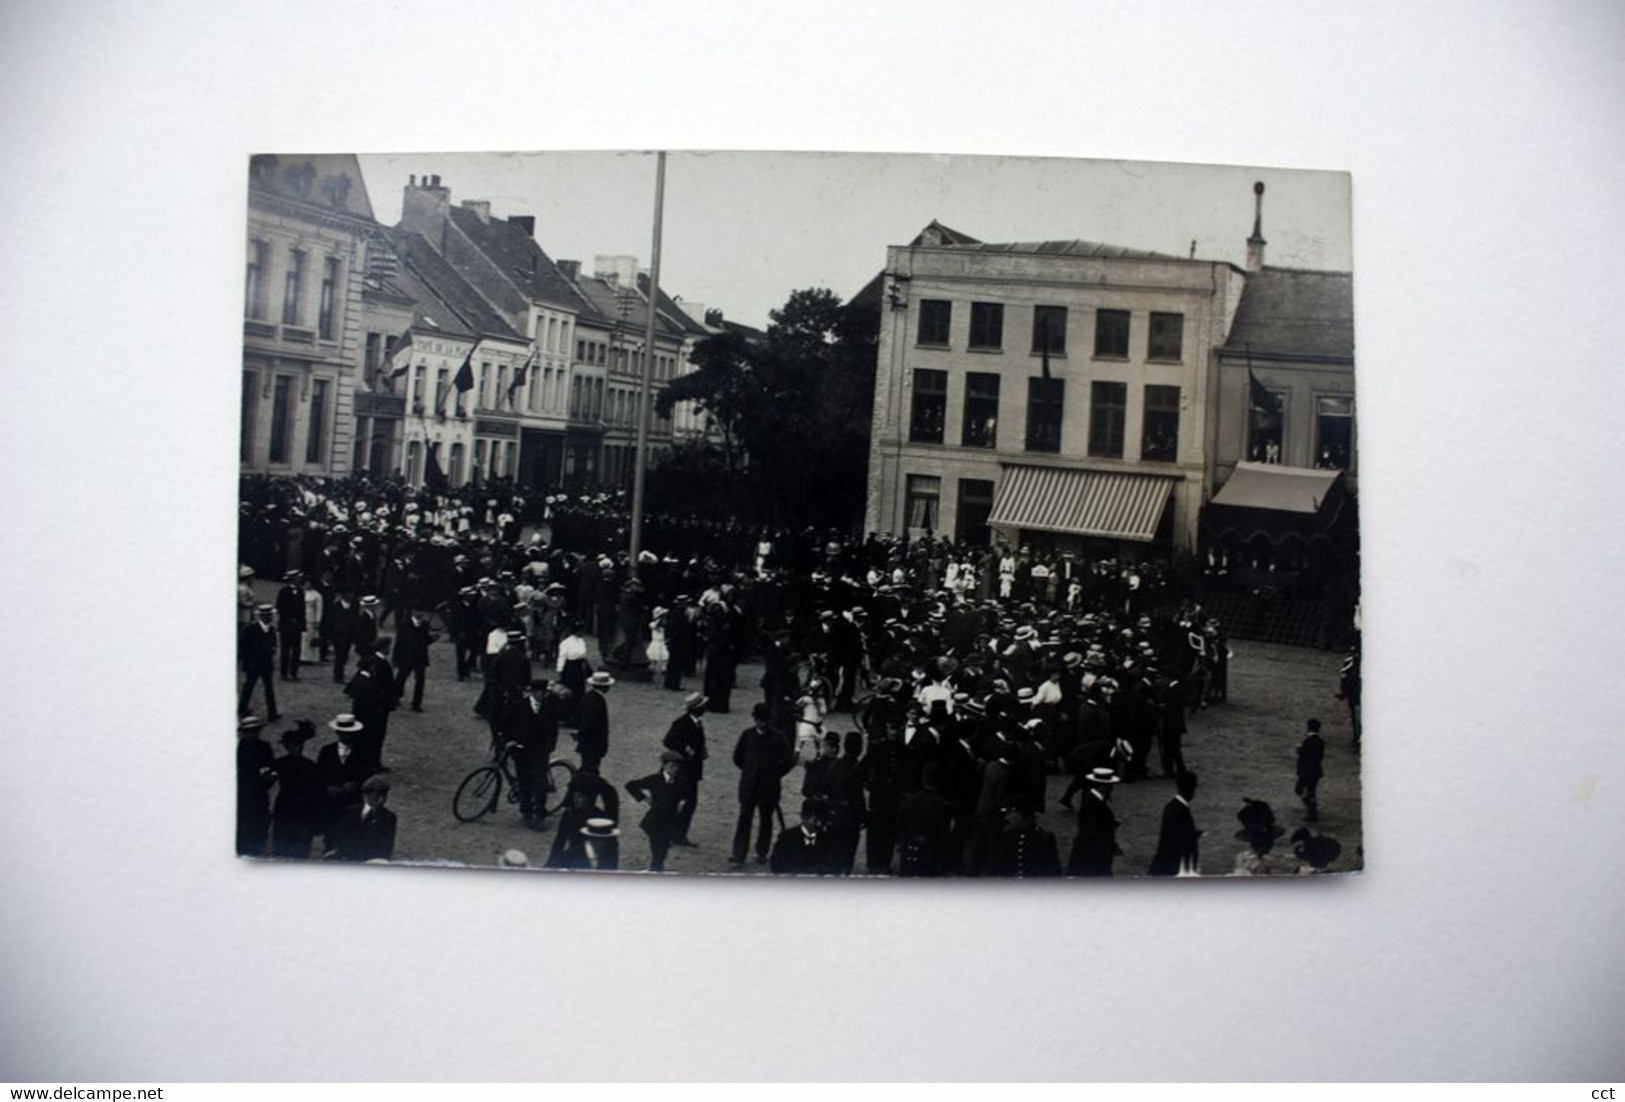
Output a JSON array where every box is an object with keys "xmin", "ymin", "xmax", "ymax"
[{"xmin": 1232, "ymin": 798, "xmax": 1293, "ymax": 876}]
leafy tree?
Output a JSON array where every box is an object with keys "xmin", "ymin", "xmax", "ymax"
[{"xmin": 651, "ymin": 287, "xmax": 878, "ymax": 530}]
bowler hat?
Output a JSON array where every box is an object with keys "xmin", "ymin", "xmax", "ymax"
[{"xmin": 660, "ymin": 749, "xmax": 684, "ymax": 764}]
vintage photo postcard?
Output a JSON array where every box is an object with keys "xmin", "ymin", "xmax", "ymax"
[{"xmin": 236, "ymin": 150, "xmax": 1359, "ymax": 879}]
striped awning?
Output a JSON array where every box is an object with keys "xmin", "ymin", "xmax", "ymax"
[{"xmin": 987, "ymin": 465, "xmax": 1177, "ymax": 542}]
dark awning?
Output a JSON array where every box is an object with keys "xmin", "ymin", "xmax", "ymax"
[
  {"xmin": 1204, "ymin": 462, "xmax": 1348, "ymax": 544},
  {"xmin": 987, "ymin": 465, "xmax": 1177, "ymax": 542}
]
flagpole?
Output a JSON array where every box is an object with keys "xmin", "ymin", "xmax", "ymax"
[{"xmin": 628, "ymin": 150, "xmax": 666, "ymax": 579}]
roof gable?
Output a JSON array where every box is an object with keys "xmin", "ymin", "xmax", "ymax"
[
  {"xmin": 388, "ymin": 230, "xmax": 523, "ymax": 343},
  {"xmin": 1223, "ymin": 267, "xmax": 1354, "ymax": 360},
  {"xmin": 448, "ymin": 207, "xmax": 592, "ymax": 314}
]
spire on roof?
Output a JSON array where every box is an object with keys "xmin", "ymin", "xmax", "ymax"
[{"xmin": 1246, "ymin": 181, "xmax": 1267, "ymax": 272}]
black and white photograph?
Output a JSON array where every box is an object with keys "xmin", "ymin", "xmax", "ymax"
[{"xmin": 237, "ymin": 150, "xmax": 1359, "ymax": 878}]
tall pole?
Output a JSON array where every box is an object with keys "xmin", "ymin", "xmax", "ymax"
[{"xmin": 628, "ymin": 150, "xmax": 666, "ymax": 577}]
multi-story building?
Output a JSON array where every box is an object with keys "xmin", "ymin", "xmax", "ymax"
[
  {"xmin": 242, "ymin": 154, "xmax": 379, "ymax": 476},
  {"xmin": 864, "ymin": 221, "xmax": 1246, "ymax": 558},
  {"xmin": 397, "ymin": 176, "xmax": 584, "ymax": 489}
]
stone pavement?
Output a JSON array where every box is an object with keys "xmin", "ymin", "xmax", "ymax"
[{"xmin": 238, "ymin": 584, "xmax": 1363, "ymax": 878}]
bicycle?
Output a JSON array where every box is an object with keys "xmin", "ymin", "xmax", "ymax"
[{"xmin": 453, "ymin": 741, "xmax": 577, "ymax": 824}]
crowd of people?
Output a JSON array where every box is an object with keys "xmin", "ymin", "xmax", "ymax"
[{"xmin": 236, "ymin": 473, "xmax": 1356, "ymax": 876}]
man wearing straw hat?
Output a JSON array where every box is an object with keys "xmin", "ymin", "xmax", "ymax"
[
  {"xmin": 576, "ymin": 671, "xmax": 615, "ymax": 775},
  {"xmin": 662, "ymin": 692, "xmax": 709, "ymax": 847},
  {"xmin": 1065, "ymin": 766, "xmax": 1123, "ymax": 877}
]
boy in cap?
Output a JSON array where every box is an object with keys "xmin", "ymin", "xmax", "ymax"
[
  {"xmin": 662, "ymin": 692, "xmax": 709, "ymax": 846},
  {"xmin": 326, "ymin": 775, "xmax": 397, "ymax": 862},
  {"xmin": 625, "ymin": 750, "xmax": 691, "ymax": 872}
]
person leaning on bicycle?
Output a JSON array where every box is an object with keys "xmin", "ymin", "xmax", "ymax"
[{"xmin": 501, "ymin": 676, "xmax": 563, "ymax": 830}]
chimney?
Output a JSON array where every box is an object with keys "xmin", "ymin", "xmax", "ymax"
[
  {"xmin": 461, "ymin": 199, "xmax": 491, "ymax": 224},
  {"xmin": 401, "ymin": 174, "xmax": 451, "ymax": 238},
  {"xmin": 593, "ymin": 254, "xmax": 638, "ymax": 289},
  {"xmin": 507, "ymin": 214, "xmax": 535, "ymax": 237},
  {"xmin": 1246, "ymin": 181, "xmax": 1267, "ymax": 272},
  {"xmin": 557, "ymin": 259, "xmax": 581, "ymax": 282},
  {"xmin": 704, "ymin": 308, "xmax": 724, "ymax": 326}
]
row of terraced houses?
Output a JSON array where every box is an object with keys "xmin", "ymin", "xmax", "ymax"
[{"xmin": 241, "ymin": 154, "xmax": 739, "ymax": 495}]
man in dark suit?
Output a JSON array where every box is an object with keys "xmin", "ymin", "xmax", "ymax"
[
  {"xmin": 729, "ymin": 702, "xmax": 794, "ymax": 865},
  {"xmin": 625, "ymin": 750, "xmax": 690, "ymax": 872},
  {"xmin": 989, "ymin": 799, "xmax": 1062, "ymax": 878},
  {"xmin": 1295, "ymin": 718, "xmax": 1326, "ymax": 823},
  {"xmin": 661, "ymin": 692, "xmax": 709, "ymax": 846},
  {"xmin": 575, "ymin": 671, "xmax": 614, "ymax": 774},
  {"xmin": 275, "ymin": 570, "xmax": 307, "ymax": 679},
  {"xmin": 501, "ymin": 678, "xmax": 562, "ymax": 829},
  {"xmin": 326, "ymin": 591, "xmax": 357, "ymax": 683},
  {"xmin": 353, "ymin": 595, "xmax": 382, "ymax": 656},
  {"xmin": 896, "ymin": 763, "xmax": 952, "ymax": 877},
  {"xmin": 326, "ymin": 774, "xmax": 397, "ymax": 861},
  {"xmin": 1066, "ymin": 767, "xmax": 1122, "ymax": 876},
  {"xmin": 770, "ymin": 800, "xmax": 829, "ymax": 874},
  {"xmin": 1147, "ymin": 770, "xmax": 1201, "ymax": 876},
  {"xmin": 346, "ymin": 639, "xmax": 398, "ymax": 775},
  {"xmin": 238, "ymin": 604, "xmax": 280, "ymax": 721},
  {"xmin": 236, "ymin": 716, "xmax": 276, "ymax": 857},
  {"xmin": 391, "ymin": 608, "xmax": 438, "ymax": 712}
]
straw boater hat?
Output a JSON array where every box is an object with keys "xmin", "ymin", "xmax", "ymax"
[
  {"xmin": 580, "ymin": 817, "xmax": 620, "ymax": 839},
  {"xmin": 683, "ymin": 691, "xmax": 709, "ymax": 711},
  {"xmin": 328, "ymin": 713, "xmax": 364, "ymax": 736},
  {"xmin": 588, "ymin": 671, "xmax": 615, "ymax": 689},
  {"xmin": 1085, "ymin": 766, "xmax": 1121, "ymax": 786},
  {"xmin": 498, "ymin": 849, "xmax": 530, "ymax": 869},
  {"xmin": 1014, "ymin": 626, "xmax": 1037, "ymax": 642},
  {"xmin": 239, "ymin": 565, "xmax": 255, "ymax": 579},
  {"xmin": 238, "ymin": 716, "xmax": 266, "ymax": 733}
]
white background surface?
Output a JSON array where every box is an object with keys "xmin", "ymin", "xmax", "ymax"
[{"xmin": 1, "ymin": 0, "xmax": 1622, "ymax": 1083}]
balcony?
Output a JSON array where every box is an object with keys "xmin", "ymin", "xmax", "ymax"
[{"xmin": 243, "ymin": 319, "xmax": 277, "ymax": 340}]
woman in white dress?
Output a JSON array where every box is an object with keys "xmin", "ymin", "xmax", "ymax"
[
  {"xmin": 645, "ymin": 606, "xmax": 670, "ymax": 676},
  {"xmin": 300, "ymin": 583, "xmax": 324, "ymax": 664}
]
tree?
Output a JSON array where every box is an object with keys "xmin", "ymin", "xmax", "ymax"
[{"xmin": 650, "ymin": 287, "xmax": 878, "ymax": 530}]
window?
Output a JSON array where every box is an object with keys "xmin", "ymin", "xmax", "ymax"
[
  {"xmin": 969, "ymin": 302, "xmax": 1003, "ymax": 350},
  {"xmin": 1315, "ymin": 395, "xmax": 1354, "ymax": 469},
  {"xmin": 474, "ymin": 439, "xmax": 488, "ymax": 479},
  {"xmin": 268, "ymin": 376, "xmax": 294, "ymax": 463},
  {"xmin": 1025, "ymin": 377, "xmax": 1064, "ymax": 453},
  {"xmin": 917, "ymin": 299, "xmax": 951, "ymax": 346},
  {"xmin": 406, "ymin": 441, "xmax": 422, "ymax": 485},
  {"xmin": 449, "ymin": 442, "xmax": 465, "ymax": 485},
  {"xmin": 318, "ymin": 257, "xmax": 340, "ymax": 339},
  {"xmin": 1141, "ymin": 384, "xmax": 1180, "ymax": 462},
  {"xmin": 412, "ymin": 365, "xmax": 426, "ymax": 411},
  {"xmin": 1148, "ymin": 312, "xmax": 1183, "ymax": 361},
  {"xmin": 306, "ymin": 379, "xmax": 329, "ymax": 464},
  {"xmin": 364, "ymin": 333, "xmax": 381, "ymax": 380},
  {"xmin": 576, "ymin": 339, "xmax": 586, "ymax": 362},
  {"xmin": 956, "ymin": 479, "xmax": 995, "ymax": 545},
  {"xmin": 1032, "ymin": 306, "xmax": 1067, "ymax": 355},
  {"xmin": 905, "ymin": 475, "xmax": 941, "ymax": 533},
  {"xmin": 245, "ymin": 241, "xmax": 267, "ymax": 319},
  {"xmin": 496, "ymin": 366, "xmax": 508, "ymax": 409},
  {"xmin": 282, "ymin": 249, "xmax": 306, "ymax": 325},
  {"xmin": 1249, "ymin": 389, "xmax": 1286, "ymax": 463},
  {"xmin": 240, "ymin": 370, "xmax": 258, "ymax": 462},
  {"xmin": 909, "ymin": 369, "xmax": 948, "ymax": 443},
  {"xmin": 571, "ymin": 375, "xmax": 583, "ymax": 417},
  {"xmin": 961, "ymin": 372, "xmax": 1000, "ymax": 448},
  {"xmin": 352, "ymin": 415, "xmax": 370, "ymax": 473},
  {"xmin": 435, "ymin": 368, "xmax": 448, "ymax": 414},
  {"xmin": 1094, "ymin": 309, "xmax": 1129, "ymax": 358},
  {"xmin": 1088, "ymin": 381, "xmax": 1127, "ymax": 458}
]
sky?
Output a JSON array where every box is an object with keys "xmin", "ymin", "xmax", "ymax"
[{"xmin": 358, "ymin": 150, "xmax": 1351, "ymax": 330}]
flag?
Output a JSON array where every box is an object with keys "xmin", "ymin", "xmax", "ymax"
[
  {"xmin": 508, "ymin": 347, "xmax": 535, "ymax": 406},
  {"xmin": 386, "ymin": 327, "xmax": 414, "ymax": 382},
  {"xmin": 1248, "ymin": 367, "xmax": 1281, "ymax": 413},
  {"xmin": 453, "ymin": 351, "xmax": 475, "ymax": 393},
  {"xmin": 424, "ymin": 442, "xmax": 448, "ymax": 493},
  {"xmin": 1038, "ymin": 315, "xmax": 1052, "ymax": 382}
]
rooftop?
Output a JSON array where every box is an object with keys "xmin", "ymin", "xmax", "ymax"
[
  {"xmin": 1223, "ymin": 267, "xmax": 1354, "ymax": 360},
  {"xmin": 387, "ymin": 229, "xmax": 524, "ymax": 343},
  {"xmin": 448, "ymin": 206, "xmax": 594, "ymax": 315}
]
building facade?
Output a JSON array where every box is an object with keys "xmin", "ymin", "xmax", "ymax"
[
  {"xmin": 864, "ymin": 222, "xmax": 1245, "ymax": 558},
  {"xmin": 242, "ymin": 154, "xmax": 379, "ymax": 476}
]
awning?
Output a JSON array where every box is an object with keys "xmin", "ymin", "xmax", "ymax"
[
  {"xmin": 987, "ymin": 464, "xmax": 1177, "ymax": 542},
  {"xmin": 1210, "ymin": 462, "xmax": 1341, "ymax": 513},
  {"xmin": 1204, "ymin": 462, "xmax": 1349, "ymax": 545}
]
